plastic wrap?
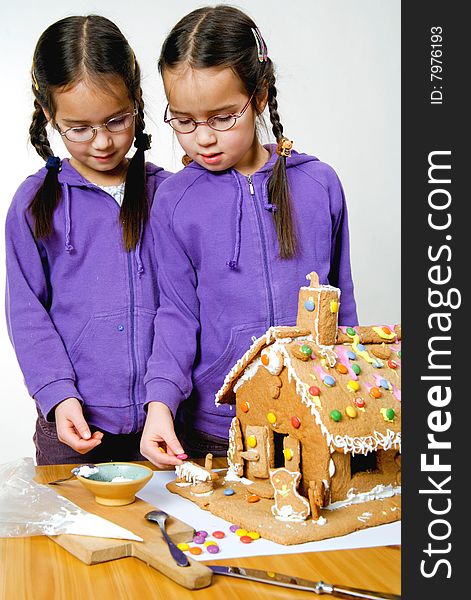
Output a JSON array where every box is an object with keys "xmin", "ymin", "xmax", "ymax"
[{"xmin": 0, "ymin": 457, "xmax": 142, "ymax": 540}]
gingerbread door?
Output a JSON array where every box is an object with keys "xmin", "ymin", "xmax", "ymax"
[{"xmin": 241, "ymin": 425, "xmax": 270, "ymax": 479}]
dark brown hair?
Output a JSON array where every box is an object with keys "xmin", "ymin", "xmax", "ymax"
[
  {"xmin": 30, "ymin": 15, "xmax": 150, "ymax": 251},
  {"xmin": 158, "ymin": 5, "xmax": 297, "ymax": 258}
]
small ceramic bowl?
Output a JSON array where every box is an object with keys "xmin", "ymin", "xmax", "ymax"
[{"xmin": 75, "ymin": 462, "xmax": 154, "ymax": 506}]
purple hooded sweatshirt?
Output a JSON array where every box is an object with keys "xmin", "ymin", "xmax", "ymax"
[
  {"xmin": 145, "ymin": 148, "xmax": 358, "ymax": 439},
  {"xmin": 5, "ymin": 159, "xmax": 171, "ymax": 434}
]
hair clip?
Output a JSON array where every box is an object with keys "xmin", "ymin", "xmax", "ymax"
[
  {"xmin": 276, "ymin": 137, "xmax": 294, "ymax": 158},
  {"xmin": 31, "ymin": 62, "xmax": 39, "ymax": 91},
  {"xmin": 251, "ymin": 27, "xmax": 268, "ymax": 62},
  {"xmin": 45, "ymin": 156, "xmax": 61, "ymax": 171},
  {"xmin": 182, "ymin": 154, "xmax": 193, "ymax": 167},
  {"xmin": 134, "ymin": 132, "xmax": 152, "ymax": 151}
]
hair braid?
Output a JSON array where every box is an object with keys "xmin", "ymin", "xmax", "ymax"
[
  {"xmin": 266, "ymin": 77, "xmax": 297, "ymax": 258},
  {"xmin": 121, "ymin": 84, "xmax": 150, "ymax": 251},
  {"xmin": 28, "ymin": 100, "xmax": 61, "ymax": 239}
]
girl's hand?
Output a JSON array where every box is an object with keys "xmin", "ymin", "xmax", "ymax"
[
  {"xmin": 140, "ymin": 402, "xmax": 185, "ymax": 468},
  {"xmin": 54, "ymin": 397, "xmax": 104, "ymax": 453}
]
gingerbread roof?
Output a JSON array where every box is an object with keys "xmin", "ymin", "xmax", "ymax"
[{"xmin": 215, "ymin": 324, "xmax": 401, "ymax": 455}]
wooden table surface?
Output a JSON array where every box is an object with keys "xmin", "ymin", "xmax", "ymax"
[{"xmin": 0, "ymin": 462, "xmax": 401, "ymax": 600}]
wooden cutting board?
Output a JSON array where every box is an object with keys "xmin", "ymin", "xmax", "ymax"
[{"xmin": 44, "ymin": 478, "xmax": 213, "ymax": 590}]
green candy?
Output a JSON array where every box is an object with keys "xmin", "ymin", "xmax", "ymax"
[
  {"xmin": 301, "ymin": 344, "xmax": 312, "ymax": 356},
  {"xmin": 386, "ymin": 408, "xmax": 395, "ymax": 420},
  {"xmin": 346, "ymin": 327, "xmax": 356, "ymax": 337},
  {"xmin": 352, "ymin": 363, "xmax": 361, "ymax": 375},
  {"xmin": 330, "ymin": 409, "xmax": 342, "ymax": 422},
  {"xmin": 397, "ymin": 350, "xmax": 402, "ymax": 358}
]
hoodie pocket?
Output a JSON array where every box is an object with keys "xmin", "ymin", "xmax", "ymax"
[
  {"xmin": 194, "ymin": 321, "xmax": 266, "ymax": 395},
  {"xmin": 68, "ymin": 310, "xmax": 131, "ymax": 407}
]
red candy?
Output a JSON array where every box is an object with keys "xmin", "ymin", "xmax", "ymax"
[
  {"xmin": 291, "ymin": 416, "xmax": 301, "ymax": 429},
  {"xmin": 212, "ymin": 531, "xmax": 225, "ymax": 539},
  {"xmin": 354, "ymin": 397, "xmax": 365, "ymax": 408},
  {"xmin": 309, "ymin": 385, "xmax": 320, "ymax": 397},
  {"xmin": 240, "ymin": 536, "xmax": 253, "ymax": 544},
  {"xmin": 388, "ymin": 359, "xmax": 398, "ymax": 369}
]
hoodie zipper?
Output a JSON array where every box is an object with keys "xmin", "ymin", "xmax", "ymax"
[
  {"xmin": 247, "ymin": 174, "xmax": 275, "ymax": 327},
  {"xmin": 127, "ymin": 251, "xmax": 139, "ymax": 433}
]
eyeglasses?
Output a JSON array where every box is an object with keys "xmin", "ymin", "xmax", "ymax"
[
  {"xmin": 164, "ymin": 93, "xmax": 255, "ymax": 134},
  {"xmin": 56, "ymin": 109, "xmax": 138, "ymax": 143}
]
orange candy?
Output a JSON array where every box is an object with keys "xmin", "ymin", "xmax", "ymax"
[
  {"xmin": 189, "ymin": 547, "xmax": 203, "ymax": 555},
  {"xmin": 382, "ymin": 326, "xmax": 392, "ymax": 335},
  {"xmin": 261, "ymin": 354, "xmax": 270, "ymax": 366},
  {"xmin": 248, "ymin": 494, "xmax": 260, "ymax": 503},
  {"xmin": 240, "ymin": 401, "xmax": 250, "ymax": 413},
  {"xmin": 370, "ymin": 387, "xmax": 382, "ymax": 399},
  {"xmin": 336, "ymin": 363, "xmax": 348, "ymax": 374}
]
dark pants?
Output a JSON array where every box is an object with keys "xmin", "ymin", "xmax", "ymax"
[
  {"xmin": 175, "ymin": 411, "xmax": 229, "ymax": 458},
  {"xmin": 33, "ymin": 411, "xmax": 145, "ymax": 465}
]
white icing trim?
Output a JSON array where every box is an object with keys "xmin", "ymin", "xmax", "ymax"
[
  {"xmin": 175, "ymin": 462, "xmax": 210, "ymax": 484},
  {"xmin": 325, "ymin": 484, "xmax": 401, "ymax": 510}
]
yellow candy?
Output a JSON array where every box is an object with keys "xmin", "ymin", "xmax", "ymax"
[
  {"xmin": 248, "ymin": 531, "xmax": 260, "ymax": 540},
  {"xmin": 267, "ymin": 412, "xmax": 277, "ymax": 424},
  {"xmin": 330, "ymin": 300, "xmax": 339, "ymax": 314},
  {"xmin": 204, "ymin": 540, "xmax": 217, "ymax": 547},
  {"xmin": 177, "ymin": 543, "xmax": 189, "ymax": 551},
  {"xmin": 235, "ymin": 528, "xmax": 248, "ymax": 537},
  {"xmin": 347, "ymin": 380, "xmax": 360, "ymax": 392},
  {"xmin": 247, "ymin": 435, "xmax": 257, "ymax": 448},
  {"xmin": 346, "ymin": 406, "xmax": 357, "ymax": 418},
  {"xmin": 283, "ymin": 448, "xmax": 293, "ymax": 461}
]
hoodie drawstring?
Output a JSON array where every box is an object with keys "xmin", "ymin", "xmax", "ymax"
[
  {"xmin": 262, "ymin": 176, "xmax": 277, "ymax": 213},
  {"xmin": 63, "ymin": 184, "xmax": 74, "ymax": 253},
  {"xmin": 135, "ymin": 237, "xmax": 144, "ymax": 277},
  {"xmin": 227, "ymin": 172, "xmax": 243, "ymax": 270}
]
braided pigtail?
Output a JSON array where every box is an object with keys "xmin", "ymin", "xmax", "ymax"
[
  {"xmin": 120, "ymin": 75, "xmax": 151, "ymax": 251},
  {"xmin": 28, "ymin": 99, "xmax": 61, "ymax": 239},
  {"xmin": 266, "ymin": 73, "xmax": 297, "ymax": 258}
]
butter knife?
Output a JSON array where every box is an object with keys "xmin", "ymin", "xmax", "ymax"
[{"xmin": 208, "ymin": 565, "xmax": 400, "ymax": 599}]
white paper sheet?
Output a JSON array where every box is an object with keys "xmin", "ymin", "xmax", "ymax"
[{"xmin": 137, "ymin": 471, "xmax": 400, "ymax": 561}]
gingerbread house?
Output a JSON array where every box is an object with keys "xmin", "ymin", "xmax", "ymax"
[{"xmin": 168, "ymin": 272, "xmax": 401, "ymax": 544}]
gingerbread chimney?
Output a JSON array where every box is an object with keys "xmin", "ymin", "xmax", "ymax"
[{"xmin": 296, "ymin": 272, "xmax": 340, "ymax": 346}]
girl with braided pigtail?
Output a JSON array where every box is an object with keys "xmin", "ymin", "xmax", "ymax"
[
  {"xmin": 6, "ymin": 15, "xmax": 171, "ymax": 465},
  {"xmin": 141, "ymin": 5, "xmax": 358, "ymax": 468}
]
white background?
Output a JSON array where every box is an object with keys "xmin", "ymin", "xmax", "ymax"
[{"xmin": 0, "ymin": 0, "xmax": 400, "ymax": 462}]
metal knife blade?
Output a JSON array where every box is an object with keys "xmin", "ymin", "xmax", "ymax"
[{"xmin": 208, "ymin": 565, "xmax": 400, "ymax": 600}]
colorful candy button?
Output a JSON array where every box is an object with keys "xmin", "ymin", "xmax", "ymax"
[
  {"xmin": 309, "ymin": 385, "xmax": 321, "ymax": 397},
  {"xmin": 261, "ymin": 353, "xmax": 270, "ymax": 366},
  {"xmin": 382, "ymin": 326, "xmax": 392, "ymax": 335},
  {"xmin": 388, "ymin": 360, "xmax": 398, "ymax": 369},
  {"xmin": 207, "ymin": 544, "xmax": 220, "ymax": 554},
  {"xmin": 196, "ymin": 530, "xmax": 208, "ymax": 538},
  {"xmin": 346, "ymin": 327, "xmax": 356, "ymax": 337},
  {"xmin": 283, "ymin": 448, "xmax": 294, "ymax": 461},
  {"xmin": 347, "ymin": 380, "xmax": 360, "ymax": 392},
  {"xmin": 204, "ymin": 540, "xmax": 217, "ymax": 547},
  {"xmin": 291, "ymin": 415, "xmax": 301, "ymax": 429},
  {"xmin": 224, "ymin": 488, "xmax": 235, "ymax": 496},
  {"xmin": 193, "ymin": 535, "xmax": 205, "ymax": 544},
  {"xmin": 240, "ymin": 536, "xmax": 253, "ymax": 544},
  {"xmin": 398, "ymin": 350, "xmax": 402, "ymax": 358},
  {"xmin": 330, "ymin": 409, "xmax": 342, "ymax": 422},
  {"xmin": 304, "ymin": 300, "xmax": 315, "ymax": 311},
  {"xmin": 346, "ymin": 406, "xmax": 357, "ymax": 418},
  {"xmin": 370, "ymin": 387, "xmax": 382, "ymax": 399},
  {"xmin": 336, "ymin": 363, "xmax": 348, "ymax": 375},
  {"xmin": 248, "ymin": 494, "xmax": 260, "ymax": 503},
  {"xmin": 235, "ymin": 528, "xmax": 248, "ymax": 536},
  {"xmin": 247, "ymin": 531, "xmax": 261, "ymax": 540},
  {"xmin": 212, "ymin": 531, "xmax": 225, "ymax": 539},
  {"xmin": 330, "ymin": 300, "xmax": 339, "ymax": 314},
  {"xmin": 373, "ymin": 359, "xmax": 383, "ymax": 368},
  {"xmin": 267, "ymin": 412, "xmax": 277, "ymax": 424},
  {"xmin": 357, "ymin": 343, "xmax": 366, "ymax": 352},
  {"xmin": 352, "ymin": 363, "xmax": 361, "ymax": 375},
  {"xmin": 380, "ymin": 378, "xmax": 390, "ymax": 390},
  {"xmin": 323, "ymin": 375, "xmax": 335, "ymax": 387},
  {"xmin": 247, "ymin": 435, "xmax": 257, "ymax": 448},
  {"xmin": 177, "ymin": 543, "xmax": 189, "ymax": 551},
  {"xmin": 240, "ymin": 401, "xmax": 250, "ymax": 413},
  {"xmin": 301, "ymin": 344, "xmax": 313, "ymax": 357},
  {"xmin": 386, "ymin": 408, "xmax": 395, "ymax": 420},
  {"xmin": 189, "ymin": 547, "xmax": 203, "ymax": 555},
  {"xmin": 347, "ymin": 350, "xmax": 356, "ymax": 360},
  {"xmin": 229, "ymin": 525, "xmax": 240, "ymax": 533},
  {"xmin": 354, "ymin": 397, "xmax": 365, "ymax": 408}
]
